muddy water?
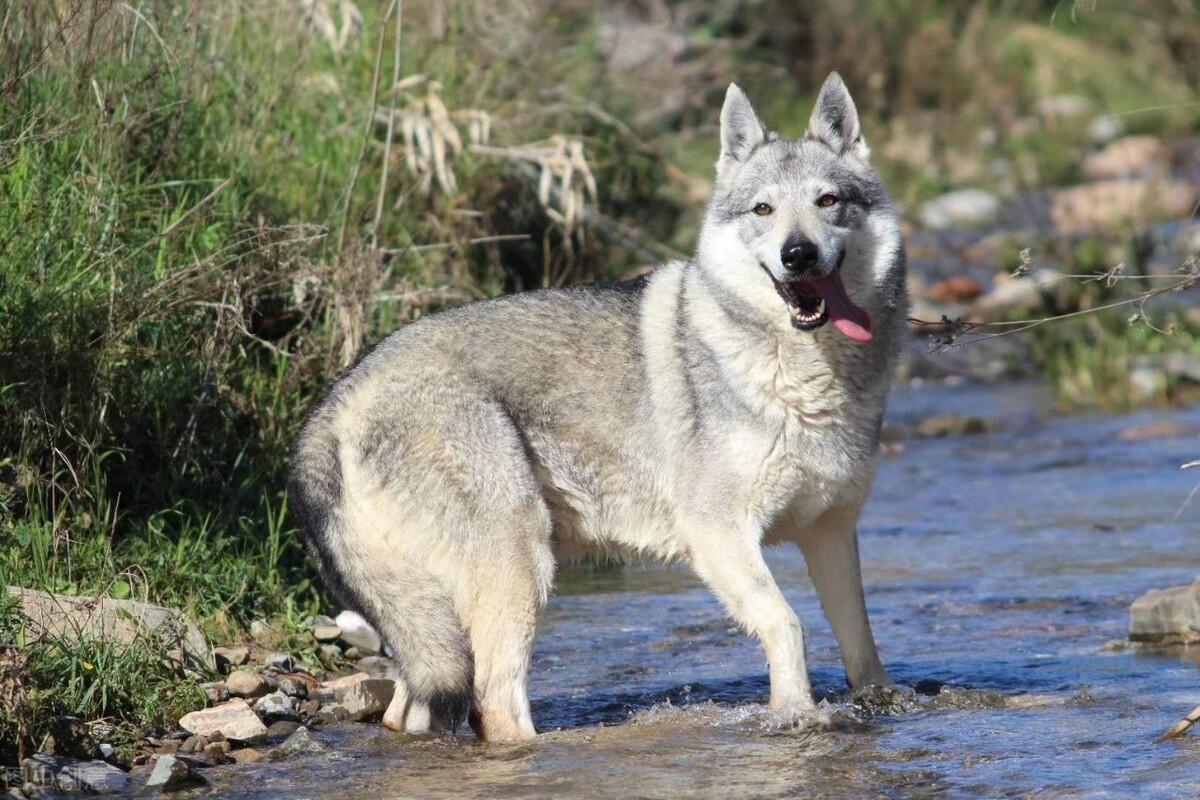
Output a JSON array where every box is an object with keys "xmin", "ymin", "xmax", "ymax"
[{"xmin": 206, "ymin": 383, "xmax": 1200, "ymax": 799}]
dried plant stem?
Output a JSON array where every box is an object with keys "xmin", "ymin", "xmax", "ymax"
[
  {"xmin": 909, "ymin": 271, "xmax": 1198, "ymax": 349},
  {"xmin": 336, "ymin": 0, "xmax": 396, "ymax": 255},
  {"xmin": 370, "ymin": 0, "xmax": 402, "ymax": 249},
  {"xmin": 1157, "ymin": 704, "xmax": 1200, "ymax": 741}
]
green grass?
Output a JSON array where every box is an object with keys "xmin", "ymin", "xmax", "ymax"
[{"xmin": 1, "ymin": 0, "xmax": 1199, "ymax": 763}]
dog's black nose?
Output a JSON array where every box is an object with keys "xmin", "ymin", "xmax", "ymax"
[{"xmin": 781, "ymin": 238, "xmax": 820, "ymax": 274}]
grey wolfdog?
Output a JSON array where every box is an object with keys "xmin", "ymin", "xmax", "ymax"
[{"xmin": 291, "ymin": 72, "xmax": 906, "ymax": 742}]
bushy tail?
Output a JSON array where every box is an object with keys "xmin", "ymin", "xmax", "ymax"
[{"xmin": 289, "ymin": 416, "xmax": 474, "ymax": 729}]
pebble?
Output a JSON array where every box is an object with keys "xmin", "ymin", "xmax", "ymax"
[
  {"xmin": 264, "ymin": 652, "xmax": 295, "ymax": 671},
  {"xmin": 278, "ymin": 676, "xmax": 310, "ymax": 698},
  {"xmin": 318, "ymin": 643, "xmax": 343, "ymax": 662},
  {"xmin": 213, "ymin": 645, "xmax": 251, "ymax": 670},
  {"xmin": 313, "ymin": 624, "xmax": 343, "ymax": 643},
  {"xmin": 254, "ymin": 691, "xmax": 301, "ymax": 723},
  {"xmin": 227, "ymin": 670, "xmax": 271, "ymax": 699},
  {"xmin": 335, "ymin": 610, "xmax": 382, "ymax": 654},
  {"xmin": 274, "ymin": 726, "xmax": 326, "ymax": 757},
  {"xmin": 202, "ymin": 681, "xmax": 230, "ymax": 704},
  {"xmin": 230, "ymin": 748, "xmax": 268, "ymax": 765}
]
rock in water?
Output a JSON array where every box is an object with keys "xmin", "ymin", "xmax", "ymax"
[
  {"xmin": 1130, "ymin": 580, "xmax": 1200, "ymax": 644},
  {"xmin": 21, "ymin": 754, "xmax": 132, "ymax": 794},
  {"xmin": 335, "ymin": 610, "xmax": 382, "ymax": 654},
  {"xmin": 342, "ymin": 678, "xmax": 396, "ymax": 722},
  {"xmin": 146, "ymin": 755, "xmax": 205, "ymax": 792},
  {"xmin": 179, "ymin": 699, "xmax": 268, "ymax": 742}
]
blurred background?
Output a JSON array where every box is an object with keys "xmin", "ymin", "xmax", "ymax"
[{"xmin": 2, "ymin": 0, "xmax": 1199, "ymax": 764}]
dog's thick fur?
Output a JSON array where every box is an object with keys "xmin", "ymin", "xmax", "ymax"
[{"xmin": 291, "ymin": 73, "xmax": 906, "ymax": 742}]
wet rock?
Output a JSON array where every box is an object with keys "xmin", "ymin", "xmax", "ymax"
[
  {"xmin": 918, "ymin": 188, "xmax": 1001, "ymax": 230},
  {"xmin": 21, "ymin": 754, "xmax": 132, "ymax": 794},
  {"xmin": 274, "ymin": 726, "xmax": 326, "ymax": 757},
  {"xmin": 913, "ymin": 679, "xmax": 946, "ymax": 696},
  {"xmin": 1117, "ymin": 421, "xmax": 1197, "ymax": 442},
  {"xmin": 1050, "ymin": 179, "xmax": 1197, "ymax": 235},
  {"xmin": 306, "ymin": 710, "xmax": 339, "ymax": 727},
  {"xmin": 916, "ymin": 414, "xmax": 991, "ymax": 438},
  {"xmin": 1082, "ymin": 136, "xmax": 1169, "ymax": 180},
  {"xmin": 927, "ymin": 277, "xmax": 984, "ymax": 304},
  {"xmin": 926, "ymin": 686, "xmax": 1007, "ymax": 710},
  {"xmin": 852, "ymin": 684, "xmax": 918, "ymax": 715},
  {"xmin": 6, "ymin": 587, "xmax": 211, "ymax": 671},
  {"xmin": 146, "ymin": 755, "xmax": 205, "ymax": 792},
  {"xmin": 203, "ymin": 741, "xmax": 231, "ymax": 763},
  {"xmin": 226, "ymin": 670, "xmax": 271, "ymax": 699},
  {"xmin": 253, "ymin": 691, "xmax": 301, "ymax": 724},
  {"xmin": 337, "ymin": 679, "xmax": 395, "ymax": 723},
  {"xmin": 335, "ymin": 610, "xmax": 382, "ymax": 655},
  {"xmin": 178, "ymin": 734, "xmax": 207, "ymax": 754},
  {"xmin": 1130, "ymin": 579, "xmax": 1200, "ymax": 644},
  {"xmin": 213, "ymin": 645, "xmax": 250, "ymax": 671},
  {"xmin": 179, "ymin": 699, "xmax": 268, "ymax": 742},
  {"xmin": 277, "ymin": 676, "xmax": 310, "ymax": 698},
  {"xmin": 229, "ymin": 748, "xmax": 267, "ymax": 765},
  {"xmin": 265, "ymin": 720, "xmax": 302, "ymax": 740},
  {"xmin": 263, "ymin": 652, "xmax": 294, "ymax": 671}
]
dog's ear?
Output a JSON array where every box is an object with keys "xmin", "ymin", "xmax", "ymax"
[
  {"xmin": 807, "ymin": 72, "xmax": 870, "ymax": 162},
  {"xmin": 716, "ymin": 83, "xmax": 767, "ymax": 189}
]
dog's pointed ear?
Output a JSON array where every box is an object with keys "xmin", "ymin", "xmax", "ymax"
[
  {"xmin": 807, "ymin": 72, "xmax": 870, "ymax": 161},
  {"xmin": 716, "ymin": 83, "xmax": 767, "ymax": 189}
]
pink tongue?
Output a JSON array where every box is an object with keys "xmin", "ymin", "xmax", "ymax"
[{"xmin": 812, "ymin": 273, "xmax": 872, "ymax": 343}]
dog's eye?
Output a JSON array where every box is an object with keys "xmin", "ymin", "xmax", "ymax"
[
  {"xmin": 752, "ymin": 203, "xmax": 774, "ymax": 216},
  {"xmin": 816, "ymin": 194, "xmax": 839, "ymax": 208}
]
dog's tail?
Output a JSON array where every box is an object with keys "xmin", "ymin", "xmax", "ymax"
[{"xmin": 289, "ymin": 410, "xmax": 473, "ymax": 729}]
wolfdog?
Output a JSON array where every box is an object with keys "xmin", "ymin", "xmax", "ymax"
[{"xmin": 291, "ymin": 72, "xmax": 906, "ymax": 742}]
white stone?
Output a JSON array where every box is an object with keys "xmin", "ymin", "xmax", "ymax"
[{"xmin": 179, "ymin": 699, "xmax": 268, "ymax": 742}]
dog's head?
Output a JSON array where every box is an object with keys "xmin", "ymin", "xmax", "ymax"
[{"xmin": 697, "ymin": 73, "xmax": 901, "ymax": 344}]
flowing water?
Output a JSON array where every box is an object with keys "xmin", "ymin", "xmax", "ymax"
[{"xmin": 203, "ymin": 382, "xmax": 1200, "ymax": 799}]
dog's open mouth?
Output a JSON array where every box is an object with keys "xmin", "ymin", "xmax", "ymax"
[{"xmin": 764, "ymin": 261, "xmax": 873, "ymax": 343}]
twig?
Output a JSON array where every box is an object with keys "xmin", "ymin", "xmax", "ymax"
[
  {"xmin": 337, "ymin": 0, "xmax": 397, "ymax": 254},
  {"xmin": 378, "ymin": 233, "xmax": 531, "ymax": 256},
  {"xmin": 1157, "ymin": 704, "xmax": 1200, "ymax": 741},
  {"xmin": 370, "ymin": 0, "xmax": 402, "ymax": 249}
]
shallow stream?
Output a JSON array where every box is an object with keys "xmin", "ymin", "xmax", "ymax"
[{"xmin": 203, "ymin": 382, "xmax": 1200, "ymax": 799}]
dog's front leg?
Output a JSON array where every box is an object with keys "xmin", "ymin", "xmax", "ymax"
[
  {"xmin": 797, "ymin": 504, "xmax": 890, "ymax": 689},
  {"xmin": 687, "ymin": 525, "xmax": 814, "ymax": 712}
]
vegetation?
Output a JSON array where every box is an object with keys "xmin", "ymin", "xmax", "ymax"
[{"xmin": 1, "ymin": 0, "xmax": 1198, "ymax": 760}]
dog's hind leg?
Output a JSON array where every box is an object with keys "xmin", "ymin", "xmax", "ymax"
[
  {"xmin": 797, "ymin": 504, "xmax": 890, "ymax": 689},
  {"xmin": 462, "ymin": 507, "xmax": 554, "ymax": 743},
  {"xmin": 382, "ymin": 678, "xmax": 440, "ymax": 734}
]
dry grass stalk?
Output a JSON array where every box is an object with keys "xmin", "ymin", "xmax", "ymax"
[
  {"xmin": 471, "ymin": 135, "xmax": 598, "ymax": 237},
  {"xmin": 380, "ymin": 76, "xmax": 491, "ymax": 197},
  {"xmin": 297, "ymin": 0, "xmax": 362, "ymax": 54}
]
